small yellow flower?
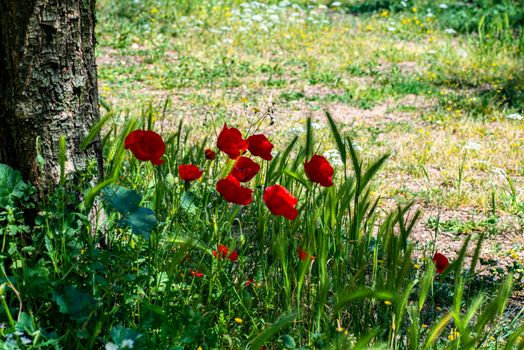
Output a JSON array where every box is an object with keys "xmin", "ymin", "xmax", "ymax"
[
  {"xmin": 448, "ymin": 328, "xmax": 460, "ymax": 341},
  {"xmin": 384, "ymin": 300, "xmax": 392, "ymax": 306},
  {"xmin": 413, "ymin": 263, "xmax": 421, "ymax": 270},
  {"xmin": 197, "ymin": 347, "xmax": 203, "ymax": 350},
  {"xmin": 422, "ymin": 324, "xmax": 428, "ymax": 329},
  {"xmin": 411, "ymin": 7, "xmax": 417, "ymax": 12},
  {"xmin": 490, "ymin": 336, "xmax": 495, "ymax": 341},
  {"xmin": 240, "ymin": 97, "xmax": 248, "ymax": 103},
  {"xmin": 150, "ymin": 7, "xmax": 158, "ymax": 15},
  {"xmin": 234, "ymin": 317, "xmax": 243, "ymax": 325},
  {"xmin": 436, "ymin": 306, "xmax": 442, "ymax": 311}
]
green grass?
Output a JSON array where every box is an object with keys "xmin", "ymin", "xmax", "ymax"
[{"xmin": 1, "ymin": 113, "xmax": 522, "ymax": 348}]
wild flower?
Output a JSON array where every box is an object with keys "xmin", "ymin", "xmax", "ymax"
[
  {"xmin": 213, "ymin": 244, "xmax": 238, "ymax": 262},
  {"xmin": 216, "ymin": 175, "xmax": 253, "ymax": 205},
  {"xmin": 304, "ymin": 155, "xmax": 334, "ymax": 187},
  {"xmin": 205, "ymin": 149, "xmax": 216, "ymax": 160},
  {"xmin": 323, "ymin": 149, "xmax": 343, "ymax": 167},
  {"xmin": 217, "ymin": 124, "xmax": 248, "ymax": 159},
  {"xmin": 178, "ymin": 164, "xmax": 204, "ymax": 182},
  {"xmin": 247, "ymin": 134, "xmax": 274, "ymax": 160},
  {"xmin": 230, "ymin": 156, "xmax": 261, "ymax": 182},
  {"xmin": 124, "ymin": 130, "xmax": 165, "ymax": 165},
  {"xmin": 433, "ymin": 252, "xmax": 450, "ymax": 273},
  {"xmin": 463, "ymin": 141, "xmax": 482, "ymax": 151},
  {"xmin": 263, "ymin": 185, "xmax": 298, "ymax": 220}
]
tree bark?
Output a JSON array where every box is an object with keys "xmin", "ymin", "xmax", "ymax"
[{"xmin": 0, "ymin": 0, "xmax": 102, "ymax": 198}]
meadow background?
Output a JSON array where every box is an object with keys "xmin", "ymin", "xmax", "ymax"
[
  {"xmin": 96, "ymin": 0, "xmax": 524, "ymax": 279},
  {"xmin": 1, "ymin": 0, "xmax": 523, "ymax": 349}
]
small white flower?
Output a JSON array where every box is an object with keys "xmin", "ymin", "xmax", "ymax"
[
  {"xmin": 311, "ymin": 122, "xmax": 324, "ymax": 130},
  {"xmin": 457, "ymin": 48, "xmax": 468, "ymax": 58},
  {"xmin": 323, "ymin": 150, "xmax": 344, "ymax": 167},
  {"xmin": 269, "ymin": 14, "xmax": 280, "ymax": 23},
  {"xmin": 506, "ymin": 113, "xmax": 523, "ymax": 120},
  {"xmin": 288, "ymin": 126, "xmax": 306, "ymax": 135},
  {"xmin": 121, "ymin": 339, "xmax": 135, "ymax": 348},
  {"xmin": 105, "ymin": 343, "xmax": 118, "ymax": 350},
  {"xmin": 20, "ymin": 336, "xmax": 32, "ymax": 345},
  {"xmin": 387, "ymin": 27, "xmax": 396, "ymax": 32},
  {"xmin": 444, "ymin": 28, "xmax": 456, "ymax": 34},
  {"xmin": 463, "ymin": 141, "xmax": 482, "ymax": 151},
  {"xmin": 331, "ymin": 1, "xmax": 342, "ymax": 7},
  {"xmin": 439, "ymin": 3, "xmax": 449, "ymax": 9}
]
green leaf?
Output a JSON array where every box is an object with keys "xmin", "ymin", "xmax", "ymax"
[
  {"xmin": 284, "ymin": 169, "xmax": 311, "ymax": 190},
  {"xmin": 52, "ymin": 286, "xmax": 93, "ymax": 322},
  {"xmin": 81, "ymin": 111, "xmax": 114, "ymax": 150},
  {"xmin": 110, "ymin": 325, "xmax": 143, "ymax": 349},
  {"xmin": 181, "ymin": 191, "xmax": 198, "ymax": 214},
  {"xmin": 119, "ymin": 208, "xmax": 158, "ymax": 239},
  {"xmin": 282, "ymin": 334, "xmax": 296, "ymax": 348},
  {"xmin": 325, "ymin": 110, "xmax": 346, "ymax": 165},
  {"xmin": 102, "ymin": 185, "xmax": 142, "ymax": 214},
  {"xmin": 0, "ymin": 163, "xmax": 30, "ymax": 208},
  {"xmin": 247, "ymin": 311, "xmax": 298, "ymax": 349},
  {"xmin": 305, "ymin": 117, "xmax": 314, "ymax": 161}
]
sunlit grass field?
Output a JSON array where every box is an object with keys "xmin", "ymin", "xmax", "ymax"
[{"xmin": 96, "ymin": 0, "xmax": 524, "ymax": 265}]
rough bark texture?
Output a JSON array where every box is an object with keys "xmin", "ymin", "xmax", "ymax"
[{"xmin": 0, "ymin": 0, "xmax": 102, "ymax": 198}]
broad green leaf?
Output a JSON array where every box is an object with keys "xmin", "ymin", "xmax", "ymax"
[
  {"xmin": 0, "ymin": 163, "xmax": 30, "ymax": 208},
  {"xmin": 119, "ymin": 207, "xmax": 158, "ymax": 239},
  {"xmin": 52, "ymin": 286, "xmax": 93, "ymax": 322},
  {"xmin": 102, "ymin": 185, "xmax": 141, "ymax": 214},
  {"xmin": 282, "ymin": 334, "xmax": 296, "ymax": 349},
  {"xmin": 110, "ymin": 325, "xmax": 143, "ymax": 348}
]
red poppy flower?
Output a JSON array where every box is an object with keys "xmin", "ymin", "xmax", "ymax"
[
  {"xmin": 245, "ymin": 279, "xmax": 255, "ymax": 287},
  {"xmin": 217, "ymin": 124, "xmax": 248, "ymax": 159},
  {"xmin": 229, "ymin": 156, "xmax": 261, "ymax": 182},
  {"xmin": 178, "ymin": 164, "xmax": 204, "ymax": 182},
  {"xmin": 216, "ymin": 175, "xmax": 253, "ymax": 205},
  {"xmin": 228, "ymin": 250, "xmax": 239, "ymax": 262},
  {"xmin": 205, "ymin": 148, "xmax": 216, "ymax": 160},
  {"xmin": 124, "ymin": 130, "xmax": 165, "ymax": 165},
  {"xmin": 263, "ymin": 185, "xmax": 298, "ymax": 220},
  {"xmin": 432, "ymin": 252, "xmax": 449, "ymax": 274},
  {"xmin": 213, "ymin": 244, "xmax": 238, "ymax": 262},
  {"xmin": 213, "ymin": 244, "xmax": 229, "ymax": 258},
  {"xmin": 247, "ymin": 134, "xmax": 274, "ymax": 161},
  {"xmin": 298, "ymin": 246, "xmax": 315, "ymax": 261},
  {"xmin": 190, "ymin": 269, "xmax": 204, "ymax": 278},
  {"xmin": 304, "ymin": 155, "xmax": 334, "ymax": 187}
]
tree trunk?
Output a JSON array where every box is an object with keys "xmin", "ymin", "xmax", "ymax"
[{"xmin": 0, "ymin": 0, "xmax": 102, "ymax": 198}]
